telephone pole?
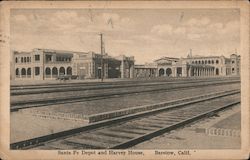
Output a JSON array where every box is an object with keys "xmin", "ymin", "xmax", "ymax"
[{"xmin": 100, "ymin": 33, "xmax": 104, "ymax": 82}]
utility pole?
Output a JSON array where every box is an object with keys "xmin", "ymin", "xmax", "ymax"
[{"xmin": 100, "ymin": 33, "xmax": 104, "ymax": 82}]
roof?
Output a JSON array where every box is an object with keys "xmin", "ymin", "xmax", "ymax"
[
  {"xmin": 188, "ymin": 64, "xmax": 215, "ymax": 68},
  {"xmin": 185, "ymin": 55, "xmax": 221, "ymax": 59},
  {"xmin": 154, "ymin": 56, "xmax": 179, "ymax": 62}
]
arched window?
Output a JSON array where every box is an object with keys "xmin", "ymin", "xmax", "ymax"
[
  {"xmin": 205, "ymin": 60, "xmax": 207, "ymax": 64},
  {"xmin": 195, "ymin": 61, "xmax": 197, "ymax": 64},
  {"xmin": 52, "ymin": 67, "xmax": 58, "ymax": 76},
  {"xmin": 59, "ymin": 67, "xmax": 65, "ymax": 75},
  {"xmin": 166, "ymin": 68, "xmax": 172, "ymax": 76},
  {"xmin": 15, "ymin": 68, "xmax": 19, "ymax": 76},
  {"xmin": 27, "ymin": 68, "xmax": 31, "ymax": 75},
  {"xmin": 67, "ymin": 67, "xmax": 72, "ymax": 75},
  {"xmin": 216, "ymin": 60, "xmax": 219, "ymax": 64},
  {"xmin": 208, "ymin": 60, "xmax": 211, "ymax": 64},
  {"xmin": 15, "ymin": 58, "xmax": 18, "ymax": 63},
  {"xmin": 198, "ymin": 61, "xmax": 201, "ymax": 64},
  {"xmin": 21, "ymin": 68, "xmax": 26, "ymax": 75},
  {"xmin": 212, "ymin": 60, "xmax": 214, "ymax": 64},
  {"xmin": 232, "ymin": 68, "xmax": 235, "ymax": 73},
  {"xmin": 159, "ymin": 68, "xmax": 164, "ymax": 77},
  {"xmin": 45, "ymin": 67, "xmax": 51, "ymax": 75},
  {"xmin": 202, "ymin": 60, "xmax": 204, "ymax": 64},
  {"xmin": 21, "ymin": 57, "xmax": 23, "ymax": 63},
  {"xmin": 24, "ymin": 57, "xmax": 26, "ymax": 63}
]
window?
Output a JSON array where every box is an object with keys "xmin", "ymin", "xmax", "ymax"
[
  {"xmin": 15, "ymin": 68, "xmax": 19, "ymax": 75},
  {"xmin": 35, "ymin": 55, "xmax": 40, "ymax": 61},
  {"xmin": 35, "ymin": 67, "xmax": 40, "ymax": 75},
  {"xmin": 212, "ymin": 60, "xmax": 214, "ymax": 64},
  {"xmin": 21, "ymin": 68, "xmax": 26, "ymax": 75},
  {"xmin": 27, "ymin": 68, "xmax": 31, "ymax": 75},
  {"xmin": 208, "ymin": 60, "xmax": 211, "ymax": 64},
  {"xmin": 216, "ymin": 60, "xmax": 219, "ymax": 64},
  {"xmin": 15, "ymin": 58, "xmax": 18, "ymax": 63},
  {"xmin": 46, "ymin": 55, "xmax": 52, "ymax": 62},
  {"xmin": 232, "ymin": 60, "xmax": 235, "ymax": 64},
  {"xmin": 21, "ymin": 57, "xmax": 23, "ymax": 63},
  {"xmin": 232, "ymin": 68, "xmax": 235, "ymax": 73}
]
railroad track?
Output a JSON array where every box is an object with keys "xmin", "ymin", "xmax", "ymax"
[
  {"xmin": 11, "ymin": 89, "xmax": 240, "ymax": 149},
  {"xmin": 11, "ymin": 77, "xmax": 240, "ymax": 95},
  {"xmin": 11, "ymin": 80, "xmax": 239, "ymax": 111}
]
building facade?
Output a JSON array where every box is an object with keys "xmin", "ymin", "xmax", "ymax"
[
  {"xmin": 12, "ymin": 48, "xmax": 240, "ymax": 80},
  {"xmin": 134, "ymin": 63, "xmax": 158, "ymax": 78},
  {"xmin": 155, "ymin": 53, "xmax": 240, "ymax": 78},
  {"xmin": 13, "ymin": 48, "xmax": 134, "ymax": 80}
]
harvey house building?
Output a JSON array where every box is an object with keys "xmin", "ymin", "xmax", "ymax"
[
  {"xmin": 12, "ymin": 48, "xmax": 240, "ymax": 81},
  {"xmin": 134, "ymin": 53, "xmax": 240, "ymax": 78}
]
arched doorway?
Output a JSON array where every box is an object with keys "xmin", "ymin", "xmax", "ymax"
[
  {"xmin": 45, "ymin": 67, "xmax": 51, "ymax": 78},
  {"xmin": 27, "ymin": 68, "xmax": 31, "ymax": 78},
  {"xmin": 16, "ymin": 68, "xmax": 19, "ymax": 78},
  {"xmin": 159, "ymin": 68, "xmax": 164, "ymax": 77},
  {"xmin": 52, "ymin": 67, "xmax": 58, "ymax": 78},
  {"xmin": 67, "ymin": 67, "xmax": 72, "ymax": 75},
  {"xmin": 166, "ymin": 68, "xmax": 172, "ymax": 76},
  {"xmin": 21, "ymin": 68, "xmax": 26, "ymax": 78},
  {"xmin": 59, "ymin": 67, "xmax": 65, "ymax": 75},
  {"xmin": 216, "ymin": 68, "xmax": 219, "ymax": 75}
]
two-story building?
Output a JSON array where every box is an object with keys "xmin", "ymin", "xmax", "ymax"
[{"xmin": 12, "ymin": 48, "xmax": 135, "ymax": 80}]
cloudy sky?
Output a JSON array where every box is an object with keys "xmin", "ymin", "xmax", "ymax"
[{"xmin": 11, "ymin": 9, "xmax": 240, "ymax": 64}]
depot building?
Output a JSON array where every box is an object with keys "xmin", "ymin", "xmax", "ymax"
[
  {"xmin": 12, "ymin": 48, "xmax": 240, "ymax": 81},
  {"xmin": 12, "ymin": 48, "xmax": 134, "ymax": 80}
]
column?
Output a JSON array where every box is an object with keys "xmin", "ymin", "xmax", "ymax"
[
  {"xmin": 188, "ymin": 67, "xmax": 192, "ymax": 77},
  {"xmin": 120, "ymin": 60, "xmax": 124, "ymax": 78},
  {"xmin": 173, "ymin": 67, "xmax": 177, "ymax": 77},
  {"xmin": 129, "ymin": 64, "xmax": 134, "ymax": 78},
  {"xmin": 51, "ymin": 68, "xmax": 52, "ymax": 78}
]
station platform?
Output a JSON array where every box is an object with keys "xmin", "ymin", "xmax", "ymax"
[
  {"xmin": 11, "ymin": 83, "xmax": 240, "ymax": 143},
  {"xmin": 132, "ymin": 104, "xmax": 241, "ymax": 149},
  {"xmin": 11, "ymin": 76, "xmax": 239, "ymax": 86}
]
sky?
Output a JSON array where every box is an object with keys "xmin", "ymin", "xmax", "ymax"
[{"xmin": 10, "ymin": 9, "xmax": 240, "ymax": 64}]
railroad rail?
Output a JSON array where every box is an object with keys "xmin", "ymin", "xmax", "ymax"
[
  {"xmin": 11, "ymin": 77, "xmax": 240, "ymax": 95},
  {"xmin": 11, "ymin": 79, "xmax": 239, "ymax": 111},
  {"xmin": 11, "ymin": 89, "xmax": 240, "ymax": 149}
]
